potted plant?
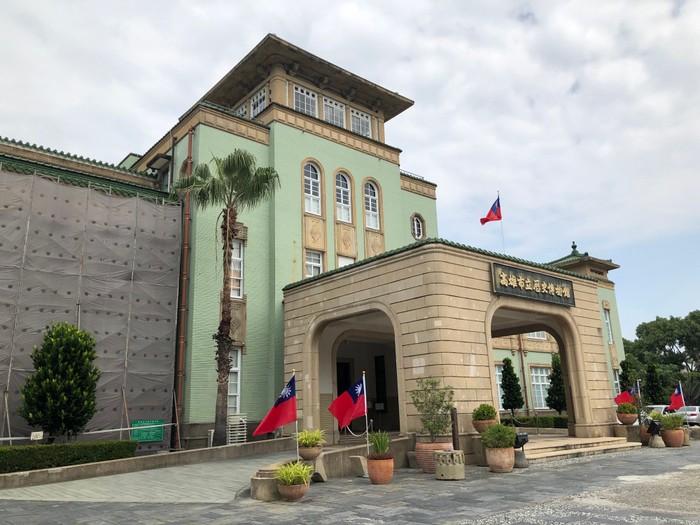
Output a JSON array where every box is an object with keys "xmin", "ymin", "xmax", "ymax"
[
  {"xmin": 410, "ymin": 378, "xmax": 455, "ymax": 473},
  {"xmin": 275, "ymin": 460, "xmax": 313, "ymax": 501},
  {"xmin": 367, "ymin": 430, "xmax": 393, "ymax": 484},
  {"xmin": 472, "ymin": 403, "xmax": 498, "ymax": 433},
  {"xmin": 660, "ymin": 413, "xmax": 685, "ymax": 447},
  {"xmin": 480, "ymin": 423, "xmax": 516, "ymax": 473},
  {"xmin": 616, "ymin": 402, "xmax": 638, "ymax": 425},
  {"xmin": 640, "ymin": 409, "xmax": 663, "ymax": 446},
  {"xmin": 297, "ymin": 429, "xmax": 326, "ymax": 460}
]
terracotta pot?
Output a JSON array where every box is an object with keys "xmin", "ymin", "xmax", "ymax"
[
  {"xmin": 617, "ymin": 413, "xmax": 637, "ymax": 425},
  {"xmin": 639, "ymin": 425, "xmax": 651, "ymax": 446},
  {"xmin": 367, "ymin": 457, "xmax": 394, "ymax": 484},
  {"xmin": 277, "ymin": 483, "xmax": 309, "ymax": 501},
  {"xmin": 661, "ymin": 428, "xmax": 684, "ymax": 448},
  {"xmin": 472, "ymin": 419, "xmax": 498, "ymax": 434},
  {"xmin": 485, "ymin": 447, "xmax": 515, "ymax": 473},
  {"xmin": 415, "ymin": 442, "xmax": 454, "ymax": 474},
  {"xmin": 298, "ymin": 446, "xmax": 322, "ymax": 461}
]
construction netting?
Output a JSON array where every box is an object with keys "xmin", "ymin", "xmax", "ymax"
[{"xmin": 0, "ymin": 169, "xmax": 181, "ymax": 452}]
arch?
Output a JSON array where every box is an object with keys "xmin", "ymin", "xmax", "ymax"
[
  {"xmin": 334, "ymin": 170, "xmax": 354, "ymax": 224},
  {"xmin": 410, "ymin": 213, "xmax": 425, "ymax": 240},
  {"xmin": 302, "ymin": 159, "xmax": 324, "ymax": 217},
  {"xmin": 362, "ymin": 178, "xmax": 382, "ymax": 231}
]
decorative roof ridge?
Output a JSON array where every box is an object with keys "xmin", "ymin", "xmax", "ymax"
[
  {"xmin": 0, "ymin": 135, "xmax": 156, "ymax": 179},
  {"xmin": 400, "ymin": 169, "xmax": 436, "ymax": 186},
  {"xmin": 283, "ymin": 238, "xmax": 596, "ymax": 291}
]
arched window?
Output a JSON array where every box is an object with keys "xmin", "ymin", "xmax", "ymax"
[
  {"xmin": 304, "ymin": 163, "xmax": 321, "ymax": 215},
  {"xmin": 364, "ymin": 181, "xmax": 380, "ymax": 229},
  {"xmin": 335, "ymin": 172, "xmax": 351, "ymax": 223},
  {"xmin": 411, "ymin": 214, "xmax": 425, "ymax": 239}
]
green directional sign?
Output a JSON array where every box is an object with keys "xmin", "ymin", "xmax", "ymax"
[{"xmin": 130, "ymin": 419, "xmax": 164, "ymax": 443}]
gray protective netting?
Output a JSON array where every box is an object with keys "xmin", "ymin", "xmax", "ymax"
[{"xmin": 0, "ymin": 170, "xmax": 181, "ymax": 452}]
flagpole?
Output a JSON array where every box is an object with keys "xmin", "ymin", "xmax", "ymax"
[
  {"xmin": 635, "ymin": 379, "xmax": 642, "ymax": 426},
  {"xmin": 363, "ymin": 371, "xmax": 369, "ymax": 456},
  {"xmin": 293, "ymin": 369, "xmax": 299, "ymax": 460},
  {"xmin": 497, "ymin": 191, "xmax": 505, "ymax": 254}
]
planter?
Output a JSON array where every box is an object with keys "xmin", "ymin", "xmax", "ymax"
[
  {"xmin": 661, "ymin": 428, "xmax": 684, "ymax": 448},
  {"xmin": 277, "ymin": 483, "xmax": 309, "ymax": 501},
  {"xmin": 485, "ymin": 447, "xmax": 515, "ymax": 473},
  {"xmin": 367, "ymin": 458, "xmax": 394, "ymax": 484},
  {"xmin": 298, "ymin": 446, "xmax": 323, "ymax": 461},
  {"xmin": 472, "ymin": 419, "xmax": 498, "ymax": 434},
  {"xmin": 617, "ymin": 413, "xmax": 637, "ymax": 425},
  {"xmin": 415, "ymin": 442, "xmax": 454, "ymax": 474},
  {"xmin": 435, "ymin": 450, "xmax": 465, "ymax": 480},
  {"xmin": 639, "ymin": 425, "xmax": 650, "ymax": 446}
]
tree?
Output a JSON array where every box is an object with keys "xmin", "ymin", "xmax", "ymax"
[
  {"xmin": 545, "ymin": 354, "xmax": 566, "ymax": 414},
  {"xmin": 500, "ymin": 357, "xmax": 524, "ymax": 419},
  {"xmin": 643, "ymin": 363, "xmax": 664, "ymax": 404},
  {"xmin": 19, "ymin": 322, "xmax": 100, "ymax": 442},
  {"xmin": 409, "ymin": 378, "xmax": 455, "ymax": 442},
  {"xmin": 171, "ymin": 150, "xmax": 279, "ymax": 446}
]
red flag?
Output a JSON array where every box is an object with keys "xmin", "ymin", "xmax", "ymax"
[
  {"xmin": 480, "ymin": 196, "xmax": 502, "ymax": 225},
  {"xmin": 253, "ymin": 374, "xmax": 297, "ymax": 436},
  {"xmin": 328, "ymin": 377, "xmax": 366, "ymax": 429},
  {"xmin": 614, "ymin": 389, "xmax": 634, "ymax": 405},
  {"xmin": 668, "ymin": 382, "xmax": 685, "ymax": 411}
]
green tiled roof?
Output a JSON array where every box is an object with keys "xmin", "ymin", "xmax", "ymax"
[{"xmin": 283, "ymin": 238, "xmax": 597, "ymax": 291}]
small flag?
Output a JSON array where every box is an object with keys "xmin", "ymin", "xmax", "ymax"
[
  {"xmin": 668, "ymin": 382, "xmax": 685, "ymax": 411},
  {"xmin": 614, "ymin": 381, "xmax": 638, "ymax": 405},
  {"xmin": 253, "ymin": 373, "xmax": 297, "ymax": 436},
  {"xmin": 480, "ymin": 196, "xmax": 502, "ymax": 225},
  {"xmin": 328, "ymin": 377, "xmax": 366, "ymax": 429}
]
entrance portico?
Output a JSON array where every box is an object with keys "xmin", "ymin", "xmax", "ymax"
[{"xmin": 283, "ymin": 240, "xmax": 619, "ymax": 447}]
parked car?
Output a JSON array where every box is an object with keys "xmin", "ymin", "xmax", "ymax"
[{"xmin": 677, "ymin": 406, "xmax": 700, "ymax": 426}]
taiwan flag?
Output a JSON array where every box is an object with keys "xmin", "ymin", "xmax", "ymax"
[
  {"xmin": 328, "ymin": 377, "xmax": 366, "ymax": 429},
  {"xmin": 253, "ymin": 373, "xmax": 297, "ymax": 436},
  {"xmin": 480, "ymin": 196, "xmax": 502, "ymax": 225},
  {"xmin": 614, "ymin": 381, "xmax": 639, "ymax": 405},
  {"xmin": 668, "ymin": 383, "xmax": 685, "ymax": 411}
]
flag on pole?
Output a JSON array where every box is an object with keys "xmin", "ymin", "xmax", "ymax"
[
  {"xmin": 668, "ymin": 382, "xmax": 685, "ymax": 411},
  {"xmin": 253, "ymin": 373, "xmax": 297, "ymax": 436},
  {"xmin": 614, "ymin": 381, "xmax": 639, "ymax": 405},
  {"xmin": 328, "ymin": 377, "xmax": 366, "ymax": 429},
  {"xmin": 480, "ymin": 197, "xmax": 502, "ymax": 225}
]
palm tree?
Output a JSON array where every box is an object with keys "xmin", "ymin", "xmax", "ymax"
[{"xmin": 171, "ymin": 149, "xmax": 280, "ymax": 445}]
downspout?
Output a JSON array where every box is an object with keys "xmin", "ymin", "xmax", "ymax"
[
  {"xmin": 174, "ymin": 127, "xmax": 194, "ymax": 449},
  {"xmin": 518, "ymin": 334, "xmax": 530, "ymax": 414}
]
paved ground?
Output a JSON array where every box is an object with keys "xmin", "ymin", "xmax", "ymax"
[{"xmin": 1, "ymin": 444, "xmax": 699, "ymax": 524}]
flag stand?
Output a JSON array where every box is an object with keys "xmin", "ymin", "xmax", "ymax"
[{"xmin": 363, "ymin": 371, "xmax": 369, "ymax": 456}]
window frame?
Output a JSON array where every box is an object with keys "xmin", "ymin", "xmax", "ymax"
[
  {"xmin": 335, "ymin": 172, "xmax": 352, "ymax": 223},
  {"xmin": 364, "ymin": 181, "xmax": 380, "ymax": 230},
  {"xmin": 305, "ymin": 250, "xmax": 323, "ymax": 278},
  {"xmin": 495, "ymin": 364, "xmax": 504, "ymax": 410},
  {"xmin": 527, "ymin": 331, "xmax": 547, "ymax": 340},
  {"xmin": 338, "ymin": 255, "xmax": 355, "ymax": 268},
  {"xmin": 304, "ymin": 163, "xmax": 322, "ymax": 216},
  {"xmin": 227, "ymin": 346, "xmax": 241, "ymax": 415},
  {"xmin": 250, "ymin": 87, "xmax": 267, "ymax": 117},
  {"xmin": 294, "ymin": 84, "xmax": 317, "ymax": 117},
  {"xmin": 350, "ymin": 107, "xmax": 371, "ymax": 138},
  {"xmin": 323, "ymin": 96, "xmax": 345, "ymax": 127},
  {"xmin": 411, "ymin": 214, "xmax": 425, "ymax": 239},
  {"xmin": 613, "ymin": 369, "xmax": 621, "ymax": 395},
  {"xmin": 530, "ymin": 366, "xmax": 551, "ymax": 409},
  {"xmin": 603, "ymin": 309, "xmax": 614, "ymax": 344},
  {"xmin": 230, "ymin": 239, "xmax": 244, "ymax": 298}
]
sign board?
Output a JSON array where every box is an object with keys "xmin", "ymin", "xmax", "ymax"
[
  {"xmin": 492, "ymin": 263, "xmax": 575, "ymax": 307},
  {"xmin": 30, "ymin": 431, "xmax": 44, "ymax": 441},
  {"xmin": 130, "ymin": 419, "xmax": 164, "ymax": 443}
]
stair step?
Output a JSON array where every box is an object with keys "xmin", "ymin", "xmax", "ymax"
[
  {"xmin": 526, "ymin": 437, "xmax": 631, "ymax": 455},
  {"xmin": 526, "ymin": 442, "xmax": 642, "ymax": 463}
]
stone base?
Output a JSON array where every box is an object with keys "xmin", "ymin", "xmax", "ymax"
[
  {"xmin": 435, "ymin": 451, "xmax": 465, "ymax": 480},
  {"xmin": 649, "ymin": 435, "xmax": 666, "ymax": 448},
  {"xmin": 349, "ymin": 456, "xmax": 367, "ymax": 477},
  {"xmin": 406, "ymin": 451, "xmax": 420, "ymax": 469},
  {"xmin": 514, "ymin": 449, "xmax": 528, "ymax": 468}
]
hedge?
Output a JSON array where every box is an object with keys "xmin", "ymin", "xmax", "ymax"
[
  {"xmin": 0, "ymin": 440, "xmax": 138, "ymax": 474},
  {"xmin": 503, "ymin": 415, "xmax": 568, "ymax": 429}
]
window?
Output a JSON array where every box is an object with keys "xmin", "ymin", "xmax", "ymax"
[
  {"xmin": 230, "ymin": 240, "xmax": 244, "ymax": 298},
  {"xmin": 613, "ymin": 369, "xmax": 621, "ymax": 395},
  {"xmin": 294, "ymin": 85, "xmax": 317, "ymax": 117},
  {"xmin": 305, "ymin": 250, "xmax": 323, "ymax": 277},
  {"xmin": 495, "ymin": 365, "xmax": 504, "ymax": 410},
  {"xmin": 603, "ymin": 309, "xmax": 614, "ymax": 344},
  {"xmin": 411, "ymin": 214, "xmax": 425, "ymax": 239},
  {"xmin": 335, "ymin": 173, "xmax": 351, "ymax": 223},
  {"xmin": 227, "ymin": 347, "xmax": 241, "ymax": 415},
  {"xmin": 351, "ymin": 108, "xmax": 371, "ymax": 138},
  {"xmin": 250, "ymin": 88, "xmax": 267, "ymax": 117},
  {"xmin": 527, "ymin": 331, "xmax": 547, "ymax": 340},
  {"xmin": 323, "ymin": 97, "xmax": 345, "ymax": 127},
  {"xmin": 338, "ymin": 255, "xmax": 355, "ymax": 267},
  {"xmin": 304, "ymin": 163, "xmax": 321, "ymax": 215},
  {"xmin": 234, "ymin": 103, "xmax": 248, "ymax": 118},
  {"xmin": 364, "ymin": 181, "xmax": 380, "ymax": 229},
  {"xmin": 531, "ymin": 367, "xmax": 551, "ymax": 409}
]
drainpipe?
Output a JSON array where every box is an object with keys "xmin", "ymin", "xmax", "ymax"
[
  {"xmin": 174, "ymin": 127, "xmax": 194, "ymax": 449},
  {"xmin": 518, "ymin": 334, "xmax": 530, "ymax": 414}
]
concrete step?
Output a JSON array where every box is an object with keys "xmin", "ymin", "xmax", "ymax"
[
  {"xmin": 525, "ymin": 441, "xmax": 642, "ymax": 463},
  {"xmin": 525, "ymin": 436, "xmax": 632, "ymax": 455}
]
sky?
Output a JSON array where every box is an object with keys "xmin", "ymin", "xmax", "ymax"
[{"xmin": 1, "ymin": 0, "xmax": 698, "ymax": 340}]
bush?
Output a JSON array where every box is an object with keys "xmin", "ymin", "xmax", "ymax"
[
  {"xmin": 502, "ymin": 415, "xmax": 568, "ymax": 429},
  {"xmin": 660, "ymin": 413, "xmax": 685, "ymax": 431},
  {"xmin": 617, "ymin": 402, "xmax": 638, "ymax": 414},
  {"xmin": 480, "ymin": 423, "xmax": 516, "ymax": 449},
  {"xmin": 472, "ymin": 403, "xmax": 497, "ymax": 421},
  {"xmin": 368, "ymin": 430, "xmax": 392, "ymax": 460},
  {"xmin": 0, "ymin": 440, "xmax": 138, "ymax": 474},
  {"xmin": 410, "ymin": 378, "xmax": 454, "ymax": 442},
  {"xmin": 275, "ymin": 460, "xmax": 313, "ymax": 486},
  {"xmin": 297, "ymin": 429, "xmax": 325, "ymax": 447}
]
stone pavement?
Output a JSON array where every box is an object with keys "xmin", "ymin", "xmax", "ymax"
[{"xmin": 1, "ymin": 444, "xmax": 700, "ymax": 524}]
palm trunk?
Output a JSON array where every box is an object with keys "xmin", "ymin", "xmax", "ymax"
[{"xmin": 213, "ymin": 205, "xmax": 236, "ymax": 446}]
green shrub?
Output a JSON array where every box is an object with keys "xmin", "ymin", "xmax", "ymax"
[
  {"xmin": 480, "ymin": 423, "xmax": 516, "ymax": 449},
  {"xmin": 617, "ymin": 402, "xmax": 638, "ymax": 414},
  {"xmin": 410, "ymin": 378, "xmax": 455, "ymax": 442},
  {"xmin": 0, "ymin": 440, "xmax": 138, "ymax": 474},
  {"xmin": 472, "ymin": 403, "xmax": 497, "ymax": 421},
  {"xmin": 502, "ymin": 415, "xmax": 568, "ymax": 429},
  {"xmin": 275, "ymin": 460, "xmax": 313, "ymax": 486},
  {"xmin": 368, "ymin": 430, "xmax": 392, "ymax": 460},
  {"xmin": 297, "ymin": 429, "xmax": 326, "ymax": 447},
  {"xmin": 660, "ymin": 413, "xmax": 685, "ymax": 431}
]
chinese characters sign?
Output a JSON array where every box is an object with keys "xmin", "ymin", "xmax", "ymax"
[
  {"xmin": 492, "ymin": 263, "xmax": 575, "ymax": 307},
  {"xmin": 130, "ymin": 419, "xmax": 164, "ymax": 443}
]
